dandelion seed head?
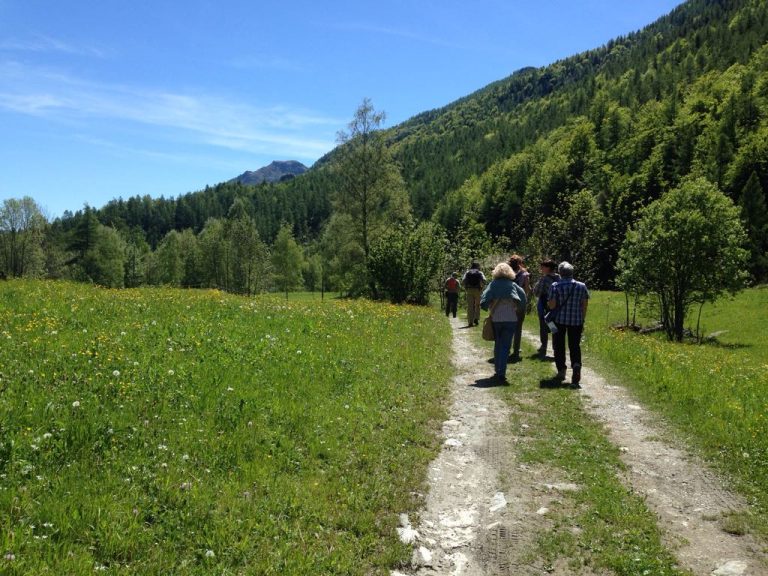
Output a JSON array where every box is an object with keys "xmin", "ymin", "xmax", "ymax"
[{"xmin": 71, "ymin": 400, "xmax": 80, "ymax": 408}]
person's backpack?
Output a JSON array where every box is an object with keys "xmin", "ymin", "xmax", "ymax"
[
  {"xmin": 445, "ymin": 277, "xmax": 459, "ymax": 292},
  {"xmin": 464, "ymin": 270, "xmax": 482, "ymax": 288}
]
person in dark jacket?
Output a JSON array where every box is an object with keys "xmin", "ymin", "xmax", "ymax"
[
  {"xmin": 480, "ymin": 262, "xmax": 527, "ymax": 383},
  {"xmin": 462, "ymin": 262, "xmax": 486, "ymax": 327},
  {"xmin": 532, "ymin": 259, "xmax": 560, "ymax": 358}
]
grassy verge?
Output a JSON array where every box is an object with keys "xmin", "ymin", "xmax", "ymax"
[
  {"xmin": 0, "ymin": 280, "xmax": 452, "ymax": 575},
  {"xmin": 470, "ymin": 315, "xmax": 688, "ymax": 575},
  {"xmin": 583, "ymin": 288, "xmax": 768, "ymax": 537}
]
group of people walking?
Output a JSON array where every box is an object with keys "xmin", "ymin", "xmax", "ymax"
[{"xmin": 444, "ymin": 256, "xmax": 589, "ymax": 387}]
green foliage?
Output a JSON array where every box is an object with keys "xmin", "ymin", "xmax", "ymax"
[
  {"xmin": 618, "ymin": 177, "xmax": 748, "ymax": 340},
  {"xmin": 271, "ymin": 225, "xmax": 304, "ymax": 296},
  {"xmin": 0, "ymin": 280, "xmax": 452, "ymax": 575},
  {"xmin": 368, "ymin": 221, "xmax": 446, "ymax": 304},
  {"xmin": 334, "ymin": 99, "xmax": 412, "ymax": 268},
  {"xmin": 0, "ymin": 196, "xmax": 46, "ymax": 278}
]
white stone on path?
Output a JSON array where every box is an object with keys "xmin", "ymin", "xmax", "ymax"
[
  {"xmin": 712, "ymin": 560, "xmax": 748, "ymax": 576},
  {"xmin": 489, "ymin": 492, "xmax": 507, "ymax": 513}
]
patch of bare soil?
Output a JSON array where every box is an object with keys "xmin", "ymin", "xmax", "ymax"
[{"xmin": 391, "ymin": 321, "xmax": 768, "ymax": 576}]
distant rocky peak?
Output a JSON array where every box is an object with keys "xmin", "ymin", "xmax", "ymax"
[{"xmin": 231, "ymin": 160, "xmax": 308, "ymax": 185}]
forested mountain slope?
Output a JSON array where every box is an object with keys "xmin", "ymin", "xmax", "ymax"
[
  {"xmin": 71, "ymin": 0, "xmax": 768, "ymax": 286},
  {"xmin": 385, "ymin": 0, "xmax": 768, "ymax": 285}
]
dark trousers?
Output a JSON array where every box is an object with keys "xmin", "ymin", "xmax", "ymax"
[
  {"xmin": 445, "ymin": 292, "xmax": 458, "ymax": 317},
  {"xmin": 537, "ymin": 300, "xmax": 549, "ymax": 351},
  {"xmin": 512, "ymin": 311, "xmax": 525, "ymax": 355},
  {"xmin": 553, "ymin": 323, "xmax": 584, "ymax": 371}
]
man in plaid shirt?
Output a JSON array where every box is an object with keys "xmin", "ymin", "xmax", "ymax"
[{"xmin": 547, "ymin": 261, "xmax": 589, "ymax": 387}]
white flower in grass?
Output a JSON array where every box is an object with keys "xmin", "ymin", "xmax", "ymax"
[
  {"xmin": 180, "ymin": 481, "xmax": 192, "ymax": 491},
  {"xmin": 205, "ymin": 550, "xmax": 215, "ymax": 558},
  {"xmin": 71, "ymin": 400, "xmax": 80, "ymax": 409},
  {"xmin": 167, "ymin": 370, "xmax": 175, "ymax": 376},
  {"xmin": 112, "ymin": 370, "xmax": 120, "ymax": 377},
  {"xmin": 4, "ymin": 553, "xmax": 15, "ymax": 561}
]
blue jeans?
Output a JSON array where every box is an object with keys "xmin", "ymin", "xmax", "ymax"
[{"xmin": 493, "ymin": 321, "xmax": 517, "ymax": 379}]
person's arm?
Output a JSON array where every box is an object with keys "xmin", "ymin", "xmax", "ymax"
[
  {"xmin": 547, "ymin": 285, "xmax": 557, "ymax": 310},
  {"xmin": 517, "ymin": 284, "xmax": 527, "ymax": 311},
  {"xmin": 581, "ymin": 299, "xmax": 588, "ymax": 319},
  {"xmin": 480, "ymin": 285, "xmax": 491, "ymax": 310}
]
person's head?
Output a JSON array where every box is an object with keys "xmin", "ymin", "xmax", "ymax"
[
  {"xmin": 451, "ymin": 272, "xmax": 458, "ymax": 278},
  {"xmin": 470, "ymin": 261, "xmax": 480, "ymax": 270},
  {"xmin": 492, "ymin": 262, "xmax": 516, "ymax": 280},
  {"xmin": 540, "ymin": 259, "xmax": 557, "ymax": 274},
  {"xmin": 558, "ymin": 261, "xmax": 574, "ymax": 278},
  {"xmin": 508, "ymin": 254, "xmax": 525, "ymax": 272}
]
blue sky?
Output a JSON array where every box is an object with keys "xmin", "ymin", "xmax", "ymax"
[{"xmin": 1, "ymin": 0, "xmax": 683, "ymax": 219}]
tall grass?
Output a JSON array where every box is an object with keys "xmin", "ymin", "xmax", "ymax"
[
  {"xmin": 0, "ymin": 281, "xmax": 452, "ymax": 575},
  {"xmin": 584, "ymin": 288, "xmax": 768, "ymax": 534}
]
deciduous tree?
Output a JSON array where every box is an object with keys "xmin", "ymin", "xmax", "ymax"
[{"xmin": 618, "ymin": 177, "xmax": 748, "ymax": 341}]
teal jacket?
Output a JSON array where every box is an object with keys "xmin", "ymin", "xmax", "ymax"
[{"xmin": 480, "ymin": 278, "xmax": 527, "ymax": 311}]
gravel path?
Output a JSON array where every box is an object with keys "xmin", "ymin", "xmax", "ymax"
[{"xmin": 391, "ymin": 320, "xmax": 768, "ymax": 576}]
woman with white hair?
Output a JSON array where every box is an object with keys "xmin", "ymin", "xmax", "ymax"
[{"xmin": 480, "ymin": 262, "xmax": 527, "ymax": 383}]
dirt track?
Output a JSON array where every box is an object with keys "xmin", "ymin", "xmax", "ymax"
[{"xmin": 392, "ymin": 319, "xmax": 768, "ymax": 576}]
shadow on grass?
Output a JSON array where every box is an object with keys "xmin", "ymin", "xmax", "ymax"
[
  {"xmin": 539, "ymin": 378, "xmax": 580, "ymax": 390},
  {"xmin": 472, "ymin": 376, "xmax": 507, "ymax": 388}
]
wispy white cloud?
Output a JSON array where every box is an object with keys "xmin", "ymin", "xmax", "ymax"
[
  {"xmin": 0, "ymin": 61, "xmax": 338, "ymax": 160},
  {"xmin": 0, "ymin": 34, "xmax": 106, "ymax": 58}
]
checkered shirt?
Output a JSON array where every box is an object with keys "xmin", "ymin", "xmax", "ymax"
[{"xmin": 547, "ymin": 279, "xmax": 589, "ymax": 326}]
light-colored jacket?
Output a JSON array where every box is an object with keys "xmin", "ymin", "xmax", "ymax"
[{"xmin": 480, "ymin": 278, "xmax": 527, "ymax": 322}]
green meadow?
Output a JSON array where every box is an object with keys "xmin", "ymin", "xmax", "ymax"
[
  {"xmin": 584, "ymin": 288, "xmax": 768, "ymax": 535},
  {"xmin": 2, "ymin": 281, "xmax": 767, "ymax": 574},
  {"xmin": 0, "ymin": 281, "xmax": 451, "ymax": 575}
]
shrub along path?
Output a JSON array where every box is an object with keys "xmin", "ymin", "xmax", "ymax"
[{"xmin": 392, "ymin": 319, "xmax": 767, "ymax": 576}]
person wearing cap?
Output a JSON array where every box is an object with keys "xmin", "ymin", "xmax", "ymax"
[{"xmin": 547, "ymin": 261, "xmax": 589, "ymax": 387}]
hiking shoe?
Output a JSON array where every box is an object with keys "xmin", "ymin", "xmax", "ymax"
[
  {"xmin": 537, "ymin": 346, "xmax": 547, "ymax": 357},
  {"xmin": 572, "ymin": 367, "xmax": 581, "ymax": 385},
  {"xmin": 554, "ymin": 369, "xmax": 566, "ymax": 382}
]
